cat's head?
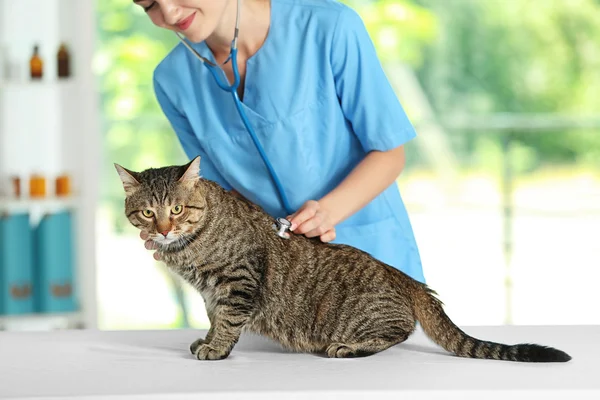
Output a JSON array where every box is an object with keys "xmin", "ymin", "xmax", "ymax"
[{"xmin": 114, "ymin": 156, "xmax": 207, "ymax": 247}]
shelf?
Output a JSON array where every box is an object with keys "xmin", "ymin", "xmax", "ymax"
[
  {"xmin": 0, "ymin": 0, "xmax": 99, "ymax": 331},
  {"xmin": 0, "ymin": 311, "xmax": 83, "ymax": 331},
  {"xmin": 0, "ymin": 78, "xmax": 78, "ymax": 90},
  {"xmin": 0, "ymin": 196, "xmax": 77, "ymax": 214}
]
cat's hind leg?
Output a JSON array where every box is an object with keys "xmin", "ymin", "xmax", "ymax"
[
  {"xmin": 326, "ymin": 335, "xmax": 408, "ymax": 358},
  {"xmin": 326, "ymin": 324, "xmax": 414, "ymax": 358}
]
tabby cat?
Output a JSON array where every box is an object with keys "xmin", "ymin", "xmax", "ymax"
[{"xmin": 115, "ymin": 156, "xmax": 571, "ymax": 363}]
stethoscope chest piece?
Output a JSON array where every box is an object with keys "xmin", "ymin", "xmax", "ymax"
[{"xmin": 273, "ymin": 217, "xmax": 292, "ymax": 239}]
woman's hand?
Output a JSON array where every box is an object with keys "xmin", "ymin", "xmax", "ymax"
[
  {"xmin": 288, "ymin": 146, "xmax": 407, "ymax": 241},
  {"xmin": 140, "ymin": 231, "xmax": 162, "ymax": 261},
  {"xmin": 287, "ymin": 200, "xmax": 336, "ymax": 243}
]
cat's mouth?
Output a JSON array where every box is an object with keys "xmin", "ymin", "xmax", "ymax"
[
  {"xmin": 152, "ymin": 232, "xmax": 181, "ymax": 246},
  {"xmin": 152, "ymin": 232, "xmax": 191, "ymax": 251}
]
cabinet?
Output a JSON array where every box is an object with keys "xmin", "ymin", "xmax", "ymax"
[{"xmin": 0, "ymin": 0, "xmax": 99, "ymax": 330}]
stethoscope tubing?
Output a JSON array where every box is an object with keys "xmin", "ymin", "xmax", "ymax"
[{"xmin": 175, "ymin": 0, "xmax": 294, "ymax": 215}]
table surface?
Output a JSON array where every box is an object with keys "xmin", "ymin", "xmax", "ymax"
[{"xmin": 0, "ymin": 325, "xmax": 597, "ymax": 400}]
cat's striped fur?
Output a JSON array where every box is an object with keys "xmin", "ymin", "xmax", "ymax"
[{"xmin": 115, "ymin": 156, "xmax": 571, "ymax": 362}]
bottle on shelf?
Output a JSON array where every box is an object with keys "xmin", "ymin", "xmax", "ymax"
[
  {"xmin": 55, "ymin": 174, "xmax": 71, "ymax": 197},
  {"xmin": 29, "ymin": 174, "xmax": 46, "ymax": 198},
  {"xmin": 57, "ymin": 43, "xmax": 70, "ymax": 79},
  {"xmin": 12, "ymin": 176, "xmax": 21, "ymax": 198},
  {"xmin": 30, "ymin": 44, "xmax": 43, "ymax": 80}
]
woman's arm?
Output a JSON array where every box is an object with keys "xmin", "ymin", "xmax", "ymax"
[
  {"xmin": 288, "ymin": 145, "xmax": 405, "ymax": 242},
  {"xmin": 288, "ymin": 6, "xmax": 416, "ymax": 242},
  {"xmin": 321, "ymin": 145, "xmax": 406, "ymax": 225}
]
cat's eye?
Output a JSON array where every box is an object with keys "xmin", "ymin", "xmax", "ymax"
[
  {"xmin": 142, "ymin": 209, "xmax": 154, "ymax": 218},
  {"xmin": 171, "ymin": 205, "xmax": 184, "ymax": 215}
]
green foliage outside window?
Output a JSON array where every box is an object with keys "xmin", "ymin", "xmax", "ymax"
[{"xmin": 96, "ymin": 0, "xmax": 600, "ymax": 229}]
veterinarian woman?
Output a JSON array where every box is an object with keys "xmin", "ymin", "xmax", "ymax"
[{"xmin": 135, "ymin": 0, "xmax": 427, "ymax": 283}]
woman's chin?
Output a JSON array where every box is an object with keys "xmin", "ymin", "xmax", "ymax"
[{"xmin": 177, "ymin": 29, "xmax": 206, "ymax": 44}]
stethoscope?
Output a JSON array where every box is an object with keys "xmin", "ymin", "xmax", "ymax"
[{"xmin": 175, "ymin": 0, "xmax": 293, "ymax": 239}]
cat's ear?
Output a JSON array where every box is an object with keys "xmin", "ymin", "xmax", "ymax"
[
  {"xmin": 114, "ymin": 163, "xmax": 141, "ymax": 195},
  {"xmin": 178, "ymin": 156, "xmax": 201, "ymax": 183}
]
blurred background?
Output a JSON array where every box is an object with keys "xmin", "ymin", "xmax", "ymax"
[{"xmin": 1, "ymin": 0, "xmax": 599, "ymax": 331}]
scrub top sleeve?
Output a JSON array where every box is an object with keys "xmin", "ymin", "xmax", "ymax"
[
  {"xmin": 330, "ymin": 7, "xmax": 417, "ymax": 152},
  {"xmin": 153, "ymin": 75, "xmax": 232, "ymax": 190}
]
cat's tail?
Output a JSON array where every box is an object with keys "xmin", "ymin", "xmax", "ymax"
[{"xmin": 412, "ymin": 285, "xmax": 571, "ymax": 362}]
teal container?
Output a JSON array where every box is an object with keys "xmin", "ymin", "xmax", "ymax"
[
  {"xmin": 34, "ymin": 211, "xmax": 77, "ymax": 313},
  {"xmin": 0, "ymin": 213, "xmax": 35, "ymax": 315}
]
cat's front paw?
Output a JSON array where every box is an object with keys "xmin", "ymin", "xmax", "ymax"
[
  {"xmin": 189, "ymin": 338, "xmax": 206, "ymax": 355},
  {"xmin": 194, "ymin": 344, "xmax": 230, "ymax": 361}
]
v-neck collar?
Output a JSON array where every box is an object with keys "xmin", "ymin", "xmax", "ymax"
[{"xmin": 192, "ymin": 0, "xmax": 277, "ymax": 126}]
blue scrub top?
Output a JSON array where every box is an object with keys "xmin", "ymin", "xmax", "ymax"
[{"xmin": 152, "ymin": 0, "xmax": 426, "ymax": 283}]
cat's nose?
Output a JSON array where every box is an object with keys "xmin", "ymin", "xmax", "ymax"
[{"xmin": 161, "ymin": 230, "xmax": 170, "ymax": 238}]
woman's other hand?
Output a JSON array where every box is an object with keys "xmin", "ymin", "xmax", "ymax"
[{"xmin": 140, "ymin": 231, "xmax": 162, "ymax": 261}]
